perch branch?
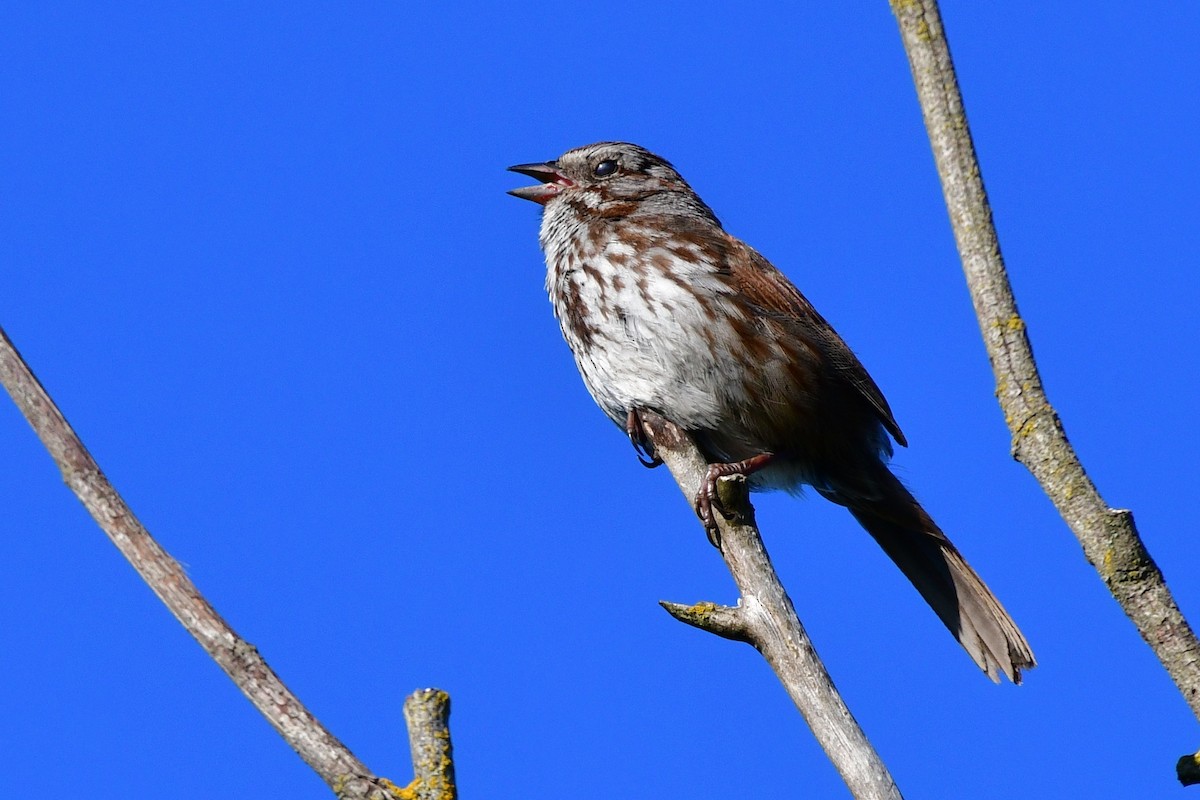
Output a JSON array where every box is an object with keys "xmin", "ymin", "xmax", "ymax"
[
  {"xmin": 0, "ymin": 324, "xmax": 453, "ymax": 800},
  {"xmin": 640, "ymin": 411, "xmax": 904, "ymax": 800},
  {"xmin": 888, "ymin": 0, "xmax": 1200, "ymax": 780}
]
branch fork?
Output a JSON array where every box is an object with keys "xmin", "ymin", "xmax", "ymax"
[
  {"xmin": 638, "ymin": 410, "xmax": 904, "ymax": 800},
  {"xmin": 0, "ymin": 324, "xmax": 457, "ymax": 798}
]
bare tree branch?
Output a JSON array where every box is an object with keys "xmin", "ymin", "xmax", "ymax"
[
  {"xmin": 640, "ymin": 411, "xmax": 904, "ymax": 800},
  {"xmin": 888, "ymin": 0, "xmax": 1200, "ymax": 780},
  {"xmin": 0, "ymin": 323, "xmax": 454, "ymax": 799},
  {"xmin": 394, "ymin": 689, "xmax": 457, "ymax": 800}
]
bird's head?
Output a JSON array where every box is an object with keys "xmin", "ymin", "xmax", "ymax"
[{"xmin": 508, "ymin": 142, "xmax": 717, "ymax": 224}]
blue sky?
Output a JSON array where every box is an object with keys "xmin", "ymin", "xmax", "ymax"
[{"xmin": 2, "ymin": 3, "xmax": 1198, "ymax": 798}]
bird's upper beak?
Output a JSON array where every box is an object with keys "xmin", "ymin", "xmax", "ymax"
[{"xmin": 507, "ymin": 161, "xmax": 575, "ymax": 205}]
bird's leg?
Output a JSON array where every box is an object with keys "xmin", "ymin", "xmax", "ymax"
[
  {"xmin": 625, "ymin": 408, "xmax": 663, "ymax": 468},
  {"xmin": 695, "ymin": 453, "xmax": 774, "ymax": 539}
]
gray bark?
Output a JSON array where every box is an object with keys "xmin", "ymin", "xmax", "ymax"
[
  {"xmin": 888, "ymin": 0, "xmax": 1200, "ymax": 782},
  {"xmin": 0, "ymin": 324, "xmax": 452, "ymax": 799},
  {"xmin": 641, "ymin": 411, "xmax": 904, "ymax": 800}
]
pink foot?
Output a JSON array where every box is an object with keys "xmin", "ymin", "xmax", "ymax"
[{"xmin": 694, "ymin": 453, "xmax": 774, "ymax": 540}]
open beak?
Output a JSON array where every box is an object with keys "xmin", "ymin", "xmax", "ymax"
[{"xmin": 507, "ymin": 161, "xmax": 574, "ymax": 205}]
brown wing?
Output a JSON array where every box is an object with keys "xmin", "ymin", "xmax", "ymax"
[{"xmin": 720, "ymin": 234, "xmax": 908, "ymax": 447}]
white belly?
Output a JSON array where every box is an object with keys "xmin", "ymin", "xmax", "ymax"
[{"xmin": 546, "ymin": 241, "xmax": 759, "ymax": 434}]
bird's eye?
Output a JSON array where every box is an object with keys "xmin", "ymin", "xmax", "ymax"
[{"xmin": 594, "ymin": 159, "xmax": 619, "ymax": 177}]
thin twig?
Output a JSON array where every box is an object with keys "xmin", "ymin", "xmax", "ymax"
[
  {"xmin": 641, "ymin": 411, "xmax": 904, "ymax": 800},
  {"xmin": 0, "ymin": 324, "xmax": 403, "ymax": 800},
  {"xmin": 888, "ymin": 0, "xmax": 1200, "ymax": 781}
]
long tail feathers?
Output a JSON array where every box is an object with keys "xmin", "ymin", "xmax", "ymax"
[{"xmin": 844, "ymin": 469, "xmax": 1036, "ymax": 684}]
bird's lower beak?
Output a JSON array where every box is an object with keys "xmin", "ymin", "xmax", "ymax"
[{"xmin": 507, "ymin": 162, "xmax": 574, "ymax": 205}]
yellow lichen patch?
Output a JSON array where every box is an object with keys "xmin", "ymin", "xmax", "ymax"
[
  {"xmin": 377, "ymin": 777, "xmax": 420, "ymax": 800},
  {"xmin": 412, "ymin": 776, "xmax": 456, "ymax": 800},
  {"xmin": 687, "ymin": 601, "xmax": 720, "ymax": 618},
  {"xmin": 1103, "ymin": 549, "xmax": 1114, "ymax": 577},
  {"xmin": 1006, "ymin": 315, "xmax": 1026, "ymax": 332}
]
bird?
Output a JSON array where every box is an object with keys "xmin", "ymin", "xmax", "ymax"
[{"xmin": 508, "ymin": 141, "xmax": 1035, "ymax": 683}]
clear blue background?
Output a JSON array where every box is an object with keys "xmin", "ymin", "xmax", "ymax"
[{"xmin": 2, "ymin": 3, "xmax": 1197, "ymax": 798}]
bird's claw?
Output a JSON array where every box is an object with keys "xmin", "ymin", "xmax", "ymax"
[
  {"xmin": 694, "ymin": 466, "xmax": 727, "ymax": 547},
  {"xmin": 692, "ymin": 453, "xmax": 775, "ymax": 547},
  {"xmin": 626, "ymin": 408, "xmax": 663, "ymax": 469}
]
